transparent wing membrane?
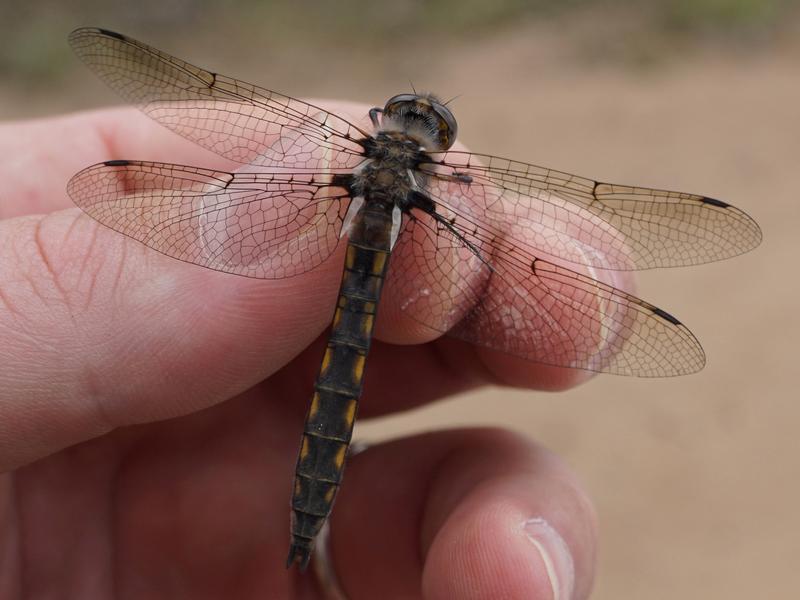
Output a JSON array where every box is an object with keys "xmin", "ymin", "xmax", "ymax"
[
  {"xmin": 68, "ymin": 160, "xmax": 349, "ymax": 279},
  {"xmin": 425, "ymin": 151, "xmax": 762, "ymax": 270},
  {"xmin": 68, "ymin": 28, "xmax": 368, "ymax": 170},
  {"xmin": 386, "ymin": 198, "xmax": 705, "ymax": 377}
]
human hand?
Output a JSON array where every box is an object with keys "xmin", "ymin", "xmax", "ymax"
[{"xmin": 0, "ymin": 106, "xmax": 597, "ymax": 599}]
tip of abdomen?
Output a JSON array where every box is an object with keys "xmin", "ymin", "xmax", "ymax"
[{"xmin": 286, "ymin": 541, "xmax": 313, "ymax": 571}]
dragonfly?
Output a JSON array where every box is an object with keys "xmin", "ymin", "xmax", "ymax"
[{"xmin": 66, "ymin": 27, "xmax": 761, "ymax": 570}]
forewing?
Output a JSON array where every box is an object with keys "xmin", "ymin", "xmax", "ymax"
[
  {"xmin": 67, "ymin": 161, "xmax": 349, "ymax": 279},
  {"xmin": 68, "ymin": 28, "xmax": 368, "ymax": 170},
  {"xmin": 424, "ymin": 151, "xmax": 762, "ymax": 270},
  {"xmin": 387, "ymin": 186, "xmax": 705, "ymax": 376}
]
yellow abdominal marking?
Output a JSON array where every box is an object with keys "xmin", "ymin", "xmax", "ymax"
[
  {"xmin": 344, "ymin": 398, "xmax": 357, "ymax": 428},
  {"xmin": 299, "ymin": 436, "xmax": 310, "ymax": 461},
  {"xmin": 332, "ymin": 308, "xmax": 342, "ymax": 329},
  {"xmin": 309, "ymin": 393, "xmax": 320, "ymax": 418},
  {"xmin": 352, "ymin": 354, "xmax": 366, "ymax": 383},
  {"xmin": 324, "ymin": 486, "xmax": 336, "ymax": 504},
  {"xmin": 334, "ymin": 444, "xmax": 347, "ymax": 470},
  {"xmin": 371, "ymin": 252, "xmax": 387, "ymax": 275},
  {"xmin": 345, "ymin": 246, "xmax": 356, "ymax": 269},
  {"xmin": 362, "ymin": 314, "xmax": 374, "ymax": 336},
  {"xmin": 320, "ymin": 347, "xmax": 332, "ymax": 376},
  {"xmin": 294, "ymin": 479, "xmax": 302, "ymax": 496}
]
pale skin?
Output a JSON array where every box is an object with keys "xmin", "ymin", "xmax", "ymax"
[{"xmin": 0, "ymin": 103, "xmax": 598, "ymax": 599}]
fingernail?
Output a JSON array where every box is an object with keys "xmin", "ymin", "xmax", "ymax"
[{"xmin": 524, "ymin": 517, "xmax": 575, "ymax": 600}]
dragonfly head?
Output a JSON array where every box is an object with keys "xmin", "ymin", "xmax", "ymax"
[{"xmin": 382, "ymin": 93, "xmax": 458, "ymax": 152}]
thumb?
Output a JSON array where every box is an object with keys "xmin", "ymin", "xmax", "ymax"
[{"xmin": 0, "ymin": 207, "xmax": 340, "ymax": 471}]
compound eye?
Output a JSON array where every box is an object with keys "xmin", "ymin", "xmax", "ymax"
[
  {"xmin": 432, "ymin": 102, "xmax": 458, "ymax": 150},
  {"xmin": 383, "ymin": 93, "xmax": 418, "ymax": 114}
]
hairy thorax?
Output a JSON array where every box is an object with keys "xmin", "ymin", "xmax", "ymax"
[{"xmin": 352, "ymin": 131, "xmax": 428, "ymax": 205}]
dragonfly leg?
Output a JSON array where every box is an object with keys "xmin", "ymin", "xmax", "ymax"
[{"xmin": 369, "ymin": 107, "xmax": 383, "ymax": 129}]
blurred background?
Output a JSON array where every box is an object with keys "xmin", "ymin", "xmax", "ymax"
[{"xmin": 2, "ymin": 1, "xmax": 797, "ymax": 598}]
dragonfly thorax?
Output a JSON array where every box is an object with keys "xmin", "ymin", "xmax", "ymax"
[
  {"xmin": 354, "ymin": 131, "xmax": 430, "ymax": 204},
  {"xmin": 351, "ymin": 150, "xmax": 415, "ymax": 204}
]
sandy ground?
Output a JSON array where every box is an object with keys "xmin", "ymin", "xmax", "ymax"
[{"xmin": 3, "ymin": 19, "xmax": 798, "ymax": 599}]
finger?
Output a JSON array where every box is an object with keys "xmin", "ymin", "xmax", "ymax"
[
  {"xmin": 2, "ymin": 106, "xmax": 602, "ymax": 393},
  {"xmin": 0, "ymin": 105, "xmax": 596, "ymax": 469},
  {"xmin": 0, "ymin": 103, "xmax": 379, "ymax": 470},
  {"xmin": 0, "ymin": 207, "xmax": 338, "ymax": 470},
  {"xmin": 0, "ymin": 109, "xmax": 221, "ymax": 219},
  {"xmin": 0, "ymin": 101, "xmax": 369, "ymax": 219},
  {"xmin": 0, "ymin": 211, "xmax": 485, "ymax": 469},
  {"xmin": 330, "ymin": 428, "xmax": 596, "ymax": 599},
  {"xmin": 267, "ymin": 335, "xmax": 572, "ymax": 427}
]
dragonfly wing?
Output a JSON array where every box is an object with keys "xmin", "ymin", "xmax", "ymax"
[
  {"xmin": 424, "ymin": 151, "xmax": 762, "ymax": 270},
  {"xmin": 386, "ymin": 187, "xmax": 705, "ymax": 376},
  {"xmin": 67, "ymin": 160, "xmax": 349, "ymax": 279},
  {"xmin": 68, "ymin": 28, "xmax": 368, "ymax": 170}
]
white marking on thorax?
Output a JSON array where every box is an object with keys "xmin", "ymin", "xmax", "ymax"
[
  {"xmin": 340, "ymin": 196, "xmax": 364, "ymax": 239},
  {"xmin": 389, "ymin": 205, "xmax": 402, "ymax": 250}
]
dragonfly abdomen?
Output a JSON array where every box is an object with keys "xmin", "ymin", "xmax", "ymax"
[{"xmin": 288, "ymin": 208, "xmax": 395, "ymax": 570}]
